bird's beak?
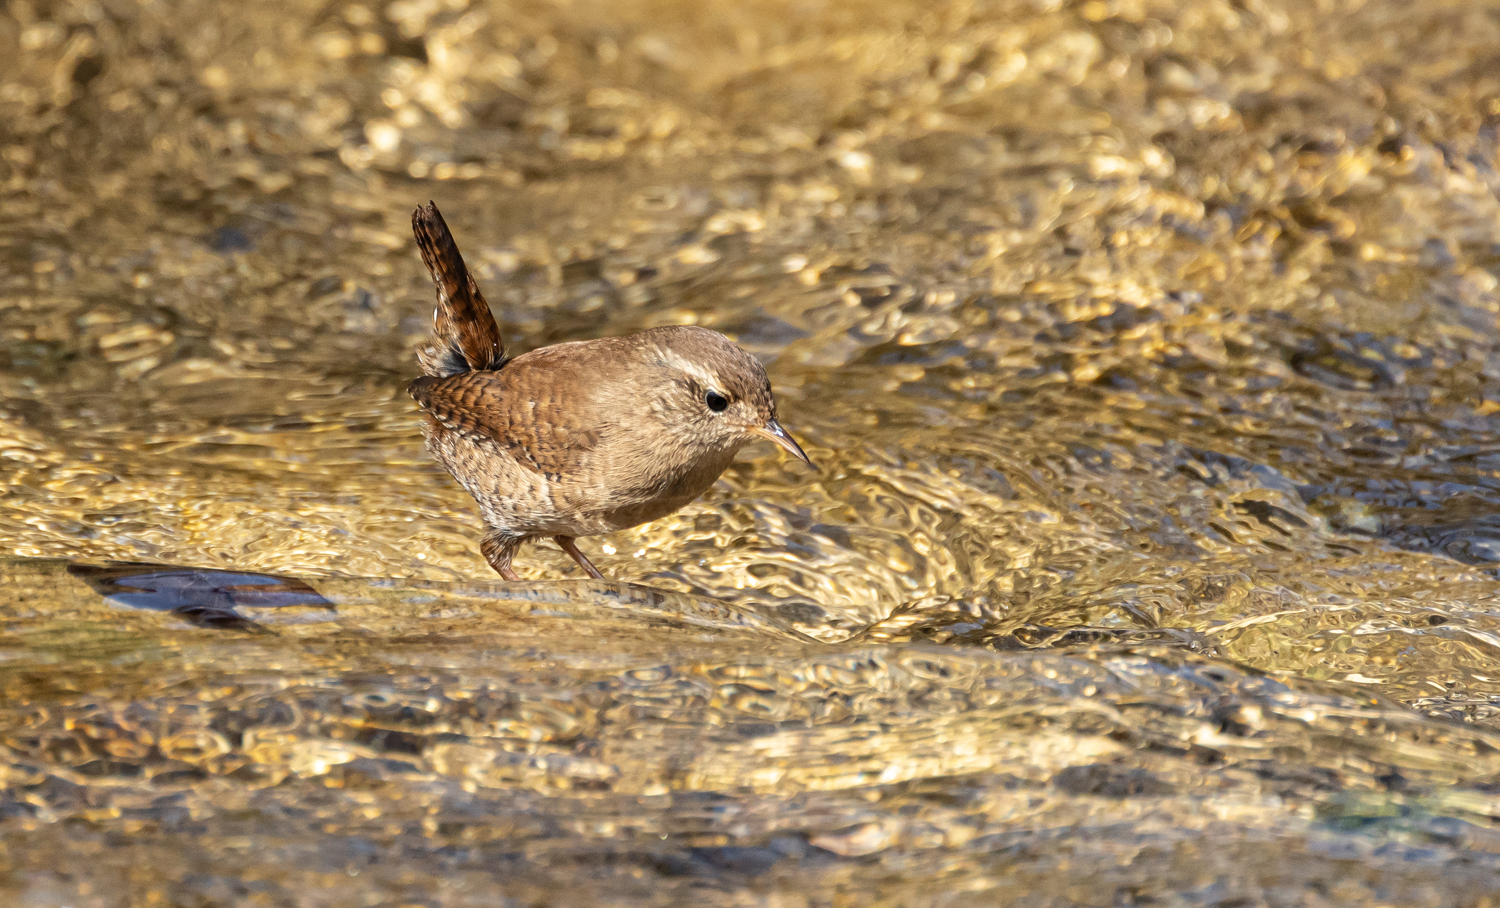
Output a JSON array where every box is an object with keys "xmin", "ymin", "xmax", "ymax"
[{"xmin": 749, "ymin": 419, "xmax": 814, "ymax": 467}]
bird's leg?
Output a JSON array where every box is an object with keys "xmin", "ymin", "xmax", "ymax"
[
  {"xmin": 554, "ymin": 536, "xmax": 605, "ymax": 580},
  {"xmin": 480, "ymin": 530, "xmax": 524, "ymax": 581}
]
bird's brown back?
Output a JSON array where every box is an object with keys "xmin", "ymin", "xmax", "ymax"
[{"xmin": 409, "ymin": 342, "xmax": 617, "ymax": 481}]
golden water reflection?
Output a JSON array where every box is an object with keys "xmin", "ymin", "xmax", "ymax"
[{"xmin": 4, "ymin": 0, "xmax": 1500, "ymax": 902}]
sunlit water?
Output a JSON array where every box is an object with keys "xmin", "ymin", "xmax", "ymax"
[{"xmin": 4, "ymin": 0, "xmax": 1500, "ymax": 903}]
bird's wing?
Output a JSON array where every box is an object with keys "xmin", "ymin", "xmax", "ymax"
[{"xmin": 408, "ymin": 370, "xmax": 605, "ymax": 479}]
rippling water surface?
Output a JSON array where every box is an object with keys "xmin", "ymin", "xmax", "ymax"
[{"xmin": 4, "ymin": 0, "xmax": 1500, "ymax": 904}]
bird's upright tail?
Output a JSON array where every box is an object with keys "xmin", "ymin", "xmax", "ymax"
[{"xmin": 411, "ymin": 201, "xmax": 506, "ymax": 377}]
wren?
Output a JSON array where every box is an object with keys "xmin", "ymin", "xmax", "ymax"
[{"xmin": 407, "ymin": 202, "xmax": 813, "ymax": 580}]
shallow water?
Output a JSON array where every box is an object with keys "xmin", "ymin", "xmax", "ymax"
[{"xmin": 3, "ymin": 0, "xmax": 1500, "ymax": 903}]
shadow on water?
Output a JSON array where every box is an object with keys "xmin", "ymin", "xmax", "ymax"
[{"xmin": 68, "ymin": 562, "xmax": 336, "ymax": 630}]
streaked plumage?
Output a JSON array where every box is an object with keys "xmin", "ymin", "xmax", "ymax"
[{"xmin": 408, "ymin": 202, "xmax": 811, "ymax": 580}]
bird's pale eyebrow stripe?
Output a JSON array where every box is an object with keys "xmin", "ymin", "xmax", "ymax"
[{"xmin": 653, "ymin": 345, "xmax": 720, "ymax": 390}]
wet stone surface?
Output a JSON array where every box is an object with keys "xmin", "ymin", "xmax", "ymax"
[{"xmin": 4, "ymin": 0, "xmax": 1500, "ymax": 904}]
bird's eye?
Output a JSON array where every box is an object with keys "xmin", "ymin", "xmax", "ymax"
[{"xmin": 705, "ymin": 391, "xmax": 729, "ymax": 412}]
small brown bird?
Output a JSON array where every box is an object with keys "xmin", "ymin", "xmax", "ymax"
[{"xmin": 407, "ymin": 202, "xmax": 813, "ymax": 580}]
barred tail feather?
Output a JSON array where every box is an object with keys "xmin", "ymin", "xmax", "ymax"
[{"xmin": 412, "ymin": 201, "xmax": 506, "ymax": 377}]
